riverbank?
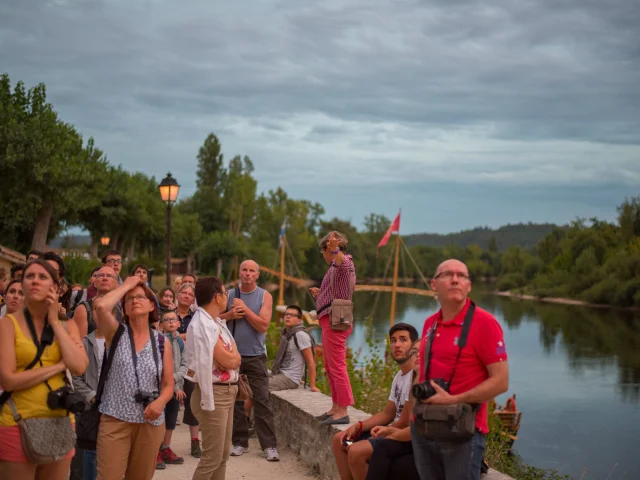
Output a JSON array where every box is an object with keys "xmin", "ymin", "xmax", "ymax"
[{"xmin": 494, "ymin": 290, "xmax": 640, "ymax": 311}]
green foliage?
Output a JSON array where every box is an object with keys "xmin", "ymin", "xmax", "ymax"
[
  {"xmin": 405, "ymin": 223, "xmax": 560, "ymax": 251},
  {"xmin": 63, "ymin": 255, "xmax": 101, "ymax": 285}
]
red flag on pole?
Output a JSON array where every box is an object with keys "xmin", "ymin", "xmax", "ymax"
[{"xmin": 377, "ymin": 212, "xmax": 401, "ymax": 249}]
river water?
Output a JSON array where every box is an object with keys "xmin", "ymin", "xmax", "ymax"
[{"xmin": 290, "ymin": 288, "xmax": 640, "ymax": 479}]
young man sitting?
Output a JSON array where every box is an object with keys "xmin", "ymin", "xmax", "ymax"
[
  {"xmin": 331, "ymin": 323, "xmax": 419, "ymax": 480},
  {"xmin": 269, "ymin": 305, "xmax": 320, "ymax": 392}
]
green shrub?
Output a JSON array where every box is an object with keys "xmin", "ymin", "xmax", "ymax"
[
  {"xmin": 63, "ymin": 255, "xmax": 101, "ymax": 285},
  {"xmin": 497, "ymin": 273, "xmax": 526, "ymax": 291}
]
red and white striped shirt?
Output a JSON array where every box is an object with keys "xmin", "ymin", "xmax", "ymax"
[{"xmin": 316, "ymin": 254, "xmax": 356, "ymax": 317}]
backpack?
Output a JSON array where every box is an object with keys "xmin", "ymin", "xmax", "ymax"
[
  {"xmin": 81, "ymin": 300, "xmax": 95, "ymax": 334},
  {"xmin": 166, "ymin": 334, "xmax": 184, "ymax": 354},
  {"xmin": 293, "ymin": 329, "xmax": 316, "ymax": 388}
]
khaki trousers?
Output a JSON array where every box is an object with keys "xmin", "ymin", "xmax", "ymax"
[
  {"xmin": 96, "ymin": 414, "xmax": 164, "ymax": 480},
  {"xmin": 192, "ymin": 383, "xmax": 238, "ymax": 480}
]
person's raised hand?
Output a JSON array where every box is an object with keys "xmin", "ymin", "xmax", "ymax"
[{"xmin": 309, "ymin": 287, "xmax": 320, "ymax": 298}]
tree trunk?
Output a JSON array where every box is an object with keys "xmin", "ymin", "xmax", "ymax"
[
  {"xmin": 110, "ymin": 233, "xmax": 120, "ymax": 250},
  {"xmin": 31, "ymin": 203, "xmax": 54, "ymax": 251},
  {"xmin": 127, "ymin": 233, "xmax": 137, "ymax": 260},
  {"xmin": 216, "ymin": 258, "xmax": 223, "ymax": 278},
  {"xmin": 90, "ymin": 234, "xmax": 99, "ymax": 258}
]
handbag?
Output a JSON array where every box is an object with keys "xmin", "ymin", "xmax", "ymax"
[
  {"xmin": 236, "ymin": 374, "xmax": 253, "ymax": 401},
  {"xmin": 413, "ymin": 302, "xmax": 478, "ymax": 442},
  {"xmin": 7, "ymin": 398, "xmax": 76, "ymax": 464},
  {"xmin": 329, "ymin": 265, "xmax": 355, "ymax": 331}
]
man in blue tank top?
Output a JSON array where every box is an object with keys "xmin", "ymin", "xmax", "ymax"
[{"xmin": 220, "ymin": 260, "xmax": 279, "ymax": 462}]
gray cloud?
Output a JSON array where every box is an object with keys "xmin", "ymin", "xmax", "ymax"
[{"xmin": 1, "ymin": 0, "xmax": 639, "ymax": 232}]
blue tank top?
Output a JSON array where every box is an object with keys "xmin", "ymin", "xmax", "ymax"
[{"xmin": 227, "ymin": 286, "xmax": 266, "ymax": 357}]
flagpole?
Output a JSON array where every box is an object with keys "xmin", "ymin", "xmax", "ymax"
[
  {"xmin": 278, "ymin": 234, "xmax": 286, "ymax": 325},
  {"xmin": 390, "ymin": 230, "xmax": 401, "ymax": 327}
]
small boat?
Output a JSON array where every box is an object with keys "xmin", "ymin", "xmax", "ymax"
[{"xmin": 492, "ymin": 394, "xmax": 522, "ymax": 448}]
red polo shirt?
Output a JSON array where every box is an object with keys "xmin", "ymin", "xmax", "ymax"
[{"xmin": 418, "ymin": 298, "xmax": 507, "ymax": 434}]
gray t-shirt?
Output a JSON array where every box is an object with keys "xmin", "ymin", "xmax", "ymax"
[
  {"xmin": 388, "ymin": 370, "xmax": 413, "ymax": 422},
  {"xmin": 226, "ymin": 287, "xmax": 266, "ymax": 357},
  {"xmin": 279, "ymin": 331, "xmax": 313, "ymax": 384}
]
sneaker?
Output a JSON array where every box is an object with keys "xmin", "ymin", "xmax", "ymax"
[
  {"xmin": 230, "ymin": 445, "xmax": 248, "ymax": 456},
  {"xmin": 161, "ymin": 447, "xmax": 184, "ymax": 465},
  {"xmin": 156, "ymin": 451, "xmax": 166, "ymax": 470},
  {"xmin": 265, "ymin": 447, "xmax": 280, "ymax": 462},
  {"xmin": 191, "ymin": 439, "xmax": 202, "ymax": 458}
]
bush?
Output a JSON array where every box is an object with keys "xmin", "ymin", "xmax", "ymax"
[
  {"xmin": 497, "ymin": 273, "xmax": 526, "ymax": 291},
  {"xmin": 62, "ymin": 255, "xmax": 101, "ymax": 285}
]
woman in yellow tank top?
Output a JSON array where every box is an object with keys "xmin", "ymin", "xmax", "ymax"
[{"xmin": 0, "ymin": 259, "xmax": 88, "ymax": 480}]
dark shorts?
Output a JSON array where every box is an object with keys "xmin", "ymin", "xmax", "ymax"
[
  {"xmin": 164, "ymin": 396, "xmax": 180, "ymax": 430},
  {"xmin": 354, "ymin": 430, "xmax": 384, "ymax": 449}
]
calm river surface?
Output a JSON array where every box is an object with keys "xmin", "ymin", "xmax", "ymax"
[{"xmin": 292, "ymin": 288, "xmax": 640, "ymax": 479}]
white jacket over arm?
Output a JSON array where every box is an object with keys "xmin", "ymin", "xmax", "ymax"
[{"xmin": 186, "ymin": 307, "xmax": 220, "ymax": 411}]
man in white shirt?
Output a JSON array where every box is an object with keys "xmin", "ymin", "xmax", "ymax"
[{"xmin": 331, "ymin": 323, "xmax": 419, "ymax": 480}]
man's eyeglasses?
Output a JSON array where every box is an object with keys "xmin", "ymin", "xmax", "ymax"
[
  {"xmin": 124, "ymin": 294, "xmax": 148, "ymax": 304},
  {"xmin": 105, "ymin": 259, "xmax": 123, "ymax": 266},
  {"xmin": 434, "ymin": 271, "xmax": 470, "ymax": 281},
  {"xmin": 284, "ymin": 312, "xmax": 300, "ymax": 318},
  {"xmin": 95, "ymin": 273, "xmax": 116, "ymax": 279}
]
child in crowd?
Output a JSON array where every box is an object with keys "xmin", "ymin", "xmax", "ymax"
[{"xmin": 156, "ymin": 310, "xmax": 188, "ymax": 470}]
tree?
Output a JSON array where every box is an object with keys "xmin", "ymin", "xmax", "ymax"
[{"xmin": 0, "ymin": 75, "xmax": 108, "ymax": 251}]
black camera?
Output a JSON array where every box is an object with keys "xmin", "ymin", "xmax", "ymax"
[
  {"xmin": 47, "ymin": 386, "xmax": 87, "ymax": 414},
  {"xmin": 412, "ymin": 378, "xmax": 449, "ymax": 402},
  {"xmin": 135, "ymin": 391, "xmax": 159, "ymax": 408}
]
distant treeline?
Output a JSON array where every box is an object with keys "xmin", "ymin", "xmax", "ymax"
[{"xmin": 404, "ymin": 223, "xmax": 560, "ymax": 251}]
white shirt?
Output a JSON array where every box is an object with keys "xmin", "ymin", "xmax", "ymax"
[
  {"xmin": 388, "ymin": 370, "xmax": 413, "ymax": 421},
  {"xmin": 185, "ymin": 307, "xmax": 231, "ymax": 411}
]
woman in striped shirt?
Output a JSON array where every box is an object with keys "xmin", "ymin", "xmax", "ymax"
[{"xmin": 311, "ymin": 231, "xmax": 356, "ymax": 425}]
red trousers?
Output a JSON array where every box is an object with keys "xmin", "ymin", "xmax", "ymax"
[{"xmin": 319, "ymin": 315, "xmax": 354, "ymax": 407}]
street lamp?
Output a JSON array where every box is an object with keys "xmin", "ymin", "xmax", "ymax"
[
  {"xmin": 100, "ymin": 235, "xmax": 110, "ymax": 247},
  {"xmin": 158, "ymin": 172, "xmax": 180, "ymax": 286}
]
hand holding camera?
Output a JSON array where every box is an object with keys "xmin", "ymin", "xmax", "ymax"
[{"xmin": 412, "ymin": 378, "xmax": 457, "ymax": 405}]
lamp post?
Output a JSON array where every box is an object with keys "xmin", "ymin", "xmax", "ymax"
[
  {"xmin": 100, "ymin": 235, "xmax": 110, "ymax": 247},
  {"xmin": 158, "ymin": 172, "xmax": 180, "ymax": 286}
]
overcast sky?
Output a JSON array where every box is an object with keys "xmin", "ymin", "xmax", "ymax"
[{"xmin": 2, "ymin": 0, "xmax": 639, "ymax": 234}]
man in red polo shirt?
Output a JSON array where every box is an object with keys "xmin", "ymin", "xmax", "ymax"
[{"xmin": 411, "ymin": 259, "xmax": 509, "ymax": 480}]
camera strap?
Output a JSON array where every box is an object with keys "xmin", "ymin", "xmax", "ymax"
[
  {"xmin": 126, "ymin": 325, "xmax": 161, "ymax": 394},
  {"xmin": 94, "ymin": 324, "xmax": 126, "ymax": 407},
  {"xmin": 424, "ymin": 301, "xmax": 476, "ymax": 388},
  {"xmin": 0, "ymin": 309, "xmax": 54, "ymax": 407}
]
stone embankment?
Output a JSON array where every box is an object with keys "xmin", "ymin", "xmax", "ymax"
[{"xmin": 156, "ymin": 388, "xmax": 514, "ymax": 479}]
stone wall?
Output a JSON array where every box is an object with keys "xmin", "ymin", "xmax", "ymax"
[{"xmin": 271, "ymin": 389, "xmax": 513, "ymax": 480}]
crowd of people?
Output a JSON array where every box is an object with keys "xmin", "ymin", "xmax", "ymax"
[{"xmin": 0, "ymin": 230, "xmax": 509, "ymax": 480}]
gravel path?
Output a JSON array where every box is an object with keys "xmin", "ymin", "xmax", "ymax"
[{"xmin": 154, "ymin": 421, "xmax": 319, "ymax": 480}]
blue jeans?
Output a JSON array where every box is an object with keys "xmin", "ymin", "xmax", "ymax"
[
  {"xmin": 410, "ymin": 422, "xmax": 486, "ymax": 480},
  {"xmin": 83, "ymin": 449, "xmax": 97, "ymax": 480}
]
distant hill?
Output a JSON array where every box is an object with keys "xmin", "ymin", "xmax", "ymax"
[
  {"xmin": 403, "ymin": 223, "xmax": 561, "ymax": 251},
  {"xmin": 49, "ymin": 235, "xmax": 92, "ymax": 249}
]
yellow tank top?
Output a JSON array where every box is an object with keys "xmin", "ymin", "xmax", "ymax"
[{"xmin": 0, "ymin": 314, "xmax": 70, "ymax": 426}]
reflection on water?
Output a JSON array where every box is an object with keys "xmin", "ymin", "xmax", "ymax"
[{"xmin": 291, "ymin": 288, "xmax": 640, "ymax": 479}]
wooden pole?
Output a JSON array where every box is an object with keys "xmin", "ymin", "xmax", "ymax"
[{"xmin": 390, "ymin": 233, "xmax": 400, "ymax": 327}]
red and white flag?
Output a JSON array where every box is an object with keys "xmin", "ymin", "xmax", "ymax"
[{"xmin": 377, "ymin": 212, "xmax": 401, "ymax": 249}]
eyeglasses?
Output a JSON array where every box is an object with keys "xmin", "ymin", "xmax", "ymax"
[
  {"xmin": 105, "ymin": 259, "xmax": 122, "ymax": 266},
  {"xmin": 434, "ymin": 271, "xmax": 470, "ymax": 281},
  {"xmin": 95, "ymin": 273, "xmax": 116, "ymax": 279},
  {"xmin": 284, "ymin": 312, "xmax": 301, "ymax": 318},
  {"xmin": 124, "ymin": 294, "xmax": 149, "ymax": 304},
  {"xmin": 162, "ymin": 318, "xmax": 179, "ymax": 323}
]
